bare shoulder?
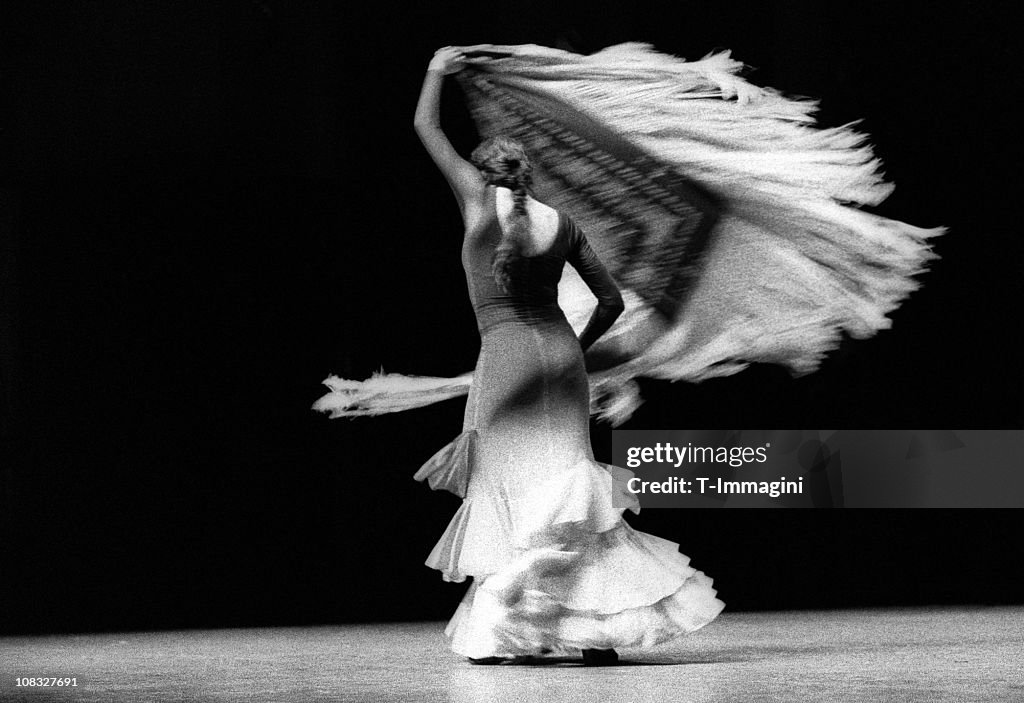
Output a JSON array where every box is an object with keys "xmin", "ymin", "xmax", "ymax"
[
  {"xmin": 527, "ymin": 197, "xmax": 561, "ymax": 234},
  {"xmin": 533, "ymin": 198, "xmax": 560, "ymax": 225},
  {"xmin": 459, "ymin": 183, "xmax": 491, "ymax": 230}
]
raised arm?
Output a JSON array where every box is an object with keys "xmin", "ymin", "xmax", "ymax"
[
  {"xmin": 566, "ymin": 218, "xmax": 625, "ymax": 352},
  {"xmin": 414, "ymin": 47, "xmax": 485, "ymax": 214}
]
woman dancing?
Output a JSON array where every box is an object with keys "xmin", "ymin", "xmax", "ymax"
[{"xmin": 412, "ymin": 46, "xmax": 724, "ymax": 665}]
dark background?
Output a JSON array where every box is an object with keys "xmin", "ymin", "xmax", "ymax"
[{"xmin": 1, "ymin": 1, "xmax": 1020, "ymax": 635}]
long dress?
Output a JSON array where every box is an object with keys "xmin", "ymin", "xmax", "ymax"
[{"xmin": 414, "ymin": 185, "xmax": 724, "ymax": 659}]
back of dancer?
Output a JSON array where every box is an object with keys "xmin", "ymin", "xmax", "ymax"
[{"xmin": 412, "ymin": 47, "xmax": 724, "ymax": 663}]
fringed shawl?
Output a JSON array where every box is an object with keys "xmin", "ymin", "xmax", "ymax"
[{"xmin": 314, "ymin": 43, "xmax": 944, "ymax": 424}]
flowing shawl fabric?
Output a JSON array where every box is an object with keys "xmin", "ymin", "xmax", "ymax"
[{"xmin": 314, "ymin": 43, "xmax": 944, "ymax": 424}]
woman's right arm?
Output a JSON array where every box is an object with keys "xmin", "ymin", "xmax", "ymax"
[{"xmin": 414, "ymin": 48, "xmax": 485, "ymax": 215}]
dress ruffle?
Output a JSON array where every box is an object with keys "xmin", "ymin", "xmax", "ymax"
[
  {"xmin": 417, "ymin": 441, "xmax": 641, "ymax": 583},
  {"xmin": 443, "ymin": 523, "xmax": 725, "ymax": 658},
  {"xmin": 413, "ymin": 430, "xmax": 476, "ymax": 498},
  {"xmin": 416, "ymin": 433, "xmax": 723, "ymax": 657}
]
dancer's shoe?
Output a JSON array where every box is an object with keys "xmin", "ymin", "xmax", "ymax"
[
  {"xmin": 582, "ymin": 648, "xmax": 619, "ymax": 666},
  {"xmin": 467, "ymin": 656, "xmax": 508, "ymax": 665}
]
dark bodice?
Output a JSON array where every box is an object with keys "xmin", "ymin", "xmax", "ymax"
[{"xmin": 462, "ymin": 188, "xmax": 621, "ymax": 335}]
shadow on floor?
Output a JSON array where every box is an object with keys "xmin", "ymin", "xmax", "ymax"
[{"xmin": 467, "ymin": 643, "xmax": 837, "ymax": 667}]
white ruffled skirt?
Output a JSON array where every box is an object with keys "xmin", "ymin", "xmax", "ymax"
[
  {"xmin": 417, "ymin": 427, "xmax": 723, "ymax": 658},
  {"xmin": 415, "ymin": 319, "xmax": 723, "ymax": 658}
]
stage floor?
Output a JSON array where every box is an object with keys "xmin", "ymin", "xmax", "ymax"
[{"xmin": 2, "ymin": 606, "xmax": 1021, "ymax": 702}]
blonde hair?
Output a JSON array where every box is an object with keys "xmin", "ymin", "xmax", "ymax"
[{"xmin": 470, "ymin": 136, "xmax": 533, "ymax": 292}]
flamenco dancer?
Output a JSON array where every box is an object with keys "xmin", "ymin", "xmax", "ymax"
[
  {"xmin": 405, "ymin": 46, "xmax": 724, "ymax": 665},
  {"xmin": 315, "ymin": 42, "xmax": 943, "ymax": 663}
]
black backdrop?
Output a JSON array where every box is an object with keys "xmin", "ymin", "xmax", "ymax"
[{"xmin": 1, "ymin": 1, "xmax": 1021, "ymax": 635}]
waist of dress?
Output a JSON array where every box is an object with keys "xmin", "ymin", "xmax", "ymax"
[{"xmin": 473, "ymin": 302, "xmax": 570, "ymax": 335}]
